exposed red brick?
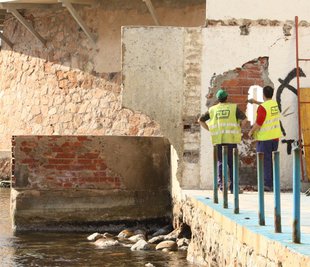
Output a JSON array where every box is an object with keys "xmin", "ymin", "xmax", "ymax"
[
  {"xmin": 229, "ymin": 95, "xmax": 247, "ymax": 104},
  {"xmin": 55, "ymin": 153, "xmax": 76, "ymax": 158},
  {"xmin": 48, "ymin": 159, "xmax": 74, "ymax": 164}
]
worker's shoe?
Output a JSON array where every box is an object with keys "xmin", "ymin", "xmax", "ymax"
[
  {"xmin": 230, "ymin": 188, "xmax": 243, "ymax": 194},
  {"xmin": 264, "ymin": 186, "xmax": 273, "ymax": 192}
]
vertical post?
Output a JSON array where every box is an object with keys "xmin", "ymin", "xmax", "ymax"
[
  {"xmin": 293, "ymin": 147, "xmax": 301, "ymax": 243},
  {"xmin": 223, "ymin": 146, "xmax": 228, "ymax": 209},
  {"xmin": 233, "ymin": 148, "xmax": 239, "ymax": 214},
  {"xmin": 295, "ymin": 15, "xmax": 305, "ymax": 181},
  {"xmin": 257, "ymin": 152, "xmax": 265, "ymax": 226},
  {"xmin": 273, "ymin": 151, "xmax": 281, "ymax": 233},
  {"xmin": 213, "ymin": 146, "xmax": 218, "ymax": 204}
]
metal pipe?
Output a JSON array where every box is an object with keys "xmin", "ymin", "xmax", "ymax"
[
  {"xmin": 213, "ymin": 146, "xmax": 218, "ymax": 204},
  {"xmin": 295, "ymin": 15, "xmax": 305, "ymax": 181},
  {"xmin": 233, "ymin": 148, "xmax": 239, "ymax": 214},
  {"xmin": 257, "ymin": 152, "xmax": 265, "ymax": 226},
  {"xmin": 273, "ymin": 151, "xmax": 281, "ymax": 233},
  {"xmin": 293, "ymin": 147, "xmax": 301, "ymax": 243},
  {"xmin": 222, "ymin": 146, "xmax": 228, "ymax": 209}
]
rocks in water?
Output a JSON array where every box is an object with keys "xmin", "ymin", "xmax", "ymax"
[
  {"xmin": 164, "ymin": 223, "xmax": 191, "ymax": 241},
  {"xmin": 148, "ymin": 235, "xmax": 165, "ymax": 244},
  {"xmin": 102, "ymin": 232, "xmax": 115, "ymax": 239},
  {"xmin": 177, "ymin": 238, "xmax": 190, "ymax": 248},
  {"xmin": 145, "ymin": 263, "xmax": 155, "ymax": 267},
  {"xmin": 155, "ymin": 240, "xmax": 178, "ymax": 251},
  {"xmin": 128, "ymin": 233, "xmax": 146, "ymax": 243},
  {"xmin": 151, "ymin": 224, "xmax": 173, "ymax": 237},
  {"xmin": 130, "ymin": 239, "xmax": 151, "ymax": 251},
  {"xmin": 117, "ymin": 229, "xmax": 134, "ymax": 239},
  {"xmin": 87, "ymin": 232, "xmax": 103, "ymax": 241},
  {"xmin": 94, "ymin": 237, "xmax": 119, "ymax": 248},
  {"xmin": 87, "ymin": 224, "xmax": 190, "ymax": 253}
]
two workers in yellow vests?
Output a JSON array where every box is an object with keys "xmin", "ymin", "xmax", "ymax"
[{"xmin": 199, "ymin": 86, "xmax": 282, "ymax": 193}]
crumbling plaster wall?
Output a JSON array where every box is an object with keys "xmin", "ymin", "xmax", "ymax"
[
  {"xmin": 0, "ymin": 1, "xmax": 205, "ymax": 150},
  {"xmin": 202, "ymin": 0, "xmax": 310, "ymax": 189},
  {"xmin": 122, "ymin": 26, "xmax": 202, "ymax": 189}
]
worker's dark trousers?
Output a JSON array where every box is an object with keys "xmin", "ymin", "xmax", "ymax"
[
  {"xmin": 256, "ymin": 139, "xmax": 279, "ymax": 188},
  {"xmin": 217, "ymin": 144, "xmax": 237, "ymax": 192}
]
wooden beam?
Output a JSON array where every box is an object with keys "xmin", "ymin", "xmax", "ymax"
[
  {"xmin": 7, "ymin": 8, "xmax": 46, "ymax": 45},
  {"xmin": 142, "ymin": 0, "xmax": 160, "ymax": 26},
  {"xmin": 0, "ymin": 3, "xmax": 61, "ymax": 10},
  {"xmin": 0, "ymin": 32, "xmax": 13, "ymax": 48},
  {"xmin": 67, "ymin": 0, "xmax": 97, "ymax": 6},
  {"xmin": 60, "ymin": 0, "xmax": 96, "ymax": 45}
]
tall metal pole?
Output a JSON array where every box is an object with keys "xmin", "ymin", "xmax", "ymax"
[
  {"xmin": 222, "ymin": 146, "xmax": 228, "ymax": 209},
  {"xmin": 273, "ymin": 151, "xmax": 282, "ymax": 233},
  {"xmin": 257, "ymin": 152, "xmax": 265, "ymax": 226},
  {"xmin": 233, "ymin": 148, "xmax": 239, "ymax": 214},
  {"xmin": 295, "ymin": 15, "xmax": 305, "ymax": 181},
  {"xmin": 293, "ymin": 147, "xmax": 301, "ymax": 243},
  {"xmin": 213, "ymin": 146, "xmax": 218, "ymax": 204}
]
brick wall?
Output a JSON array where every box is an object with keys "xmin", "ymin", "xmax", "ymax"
[
  {"xmin": 221, "ymin": 57, "xmax": 267, "ymax": 113},
  {"xmin": 12, "ymin": 136, "xmax": 122, "ymax": 190},
  {"xmin": 206, "ymin": 57, "xmax": 271, "ymax": 185},
  {"xmin": 11, "ymin": 135, "xmax": 171, "ymax": 231}
]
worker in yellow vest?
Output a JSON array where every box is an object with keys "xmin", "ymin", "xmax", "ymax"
[
  {"xmin": 199, "ymin": 89, "xmax": 248, "ymax": 193},
  {"xmin": 248, "ymin": 86, "xmax": 282, "ymax": 191}
]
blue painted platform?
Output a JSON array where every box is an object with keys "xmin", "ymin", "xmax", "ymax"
[{"xmin": 184, "ymin": 190, "xmax": 310, "ymax": 257}]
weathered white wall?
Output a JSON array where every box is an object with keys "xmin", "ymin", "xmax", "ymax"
[
  {"xmin": 122, "ymin": 26, "xmax": 185, "ymax": 155},
  {"xmin": 206, "ymin": 0, "xmax": 310, "ymax": 21},
  {"xmin": 201, "ymin": 25, "xmax": 310, "ymax": 189}
]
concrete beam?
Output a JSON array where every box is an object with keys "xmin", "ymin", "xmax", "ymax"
[
  {"xmin": 142, "ymin": 0, "xmax": 160, "ymax": 26},
  {"xmin": 0, "ymin": 31, "xmax": 13, "ymax": 48},
  {"xmin": 7, "ymin": 8, "xmax": 46, "ymax": 45},
  {"xmin": 60, "ymin": 0, "xmax": 97, "ymax": 45}
]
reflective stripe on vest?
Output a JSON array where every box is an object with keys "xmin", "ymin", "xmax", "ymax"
[
  {"xmin": 208, "ymin": 103, "xmax": 241, "ymax": 145},
  {"xmin": 255, "ymin": 100, "xmax": 282, "ymax": 141}
]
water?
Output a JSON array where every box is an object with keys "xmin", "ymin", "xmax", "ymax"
[{"xmin": 0, "ymin": 189, "xmax": 196, "ymax": 267}]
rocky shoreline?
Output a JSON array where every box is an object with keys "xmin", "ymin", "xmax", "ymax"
[{"xmin": 87, "ymin": 223, "xmax": 191, "ymax": 266}]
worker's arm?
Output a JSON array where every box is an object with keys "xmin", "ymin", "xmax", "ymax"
[
  {"xmin": 198, "ymin": 112, "xmax": 210, "ymax": 131},
  {"xmin": 248, "ymin": 98, "xmax": 263, "ymax": 105},
  {"xmin": 198, "ymin": 120, "xmax": 209, "ymax": 131},
  {"xmin": 240, "ymin": 118, "xmax": 248, "ymax": 128},
  {"xmin": 248, "ymin": 123, "xmax": 261, "ymax": 138}
]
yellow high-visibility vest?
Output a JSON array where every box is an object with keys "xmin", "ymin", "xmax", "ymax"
[
  {"xmin": 208, "ymin": 103, "xmax": 241, "ymax": 145},
  {"xmin": 255, "ymin": 100, "xmax": 282, "ymax": 141}
]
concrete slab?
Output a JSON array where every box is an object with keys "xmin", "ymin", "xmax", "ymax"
[{"xmin": 183, "ymin": 190, "xmax": 310, "ymax": 257}]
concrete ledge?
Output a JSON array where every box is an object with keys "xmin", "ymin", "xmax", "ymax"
[
  {"xmin": 173, "ymin": 191, "xmax": 310, "ymax": 266},
  {"xmin": 11, "ymin": 188, "xmax": 171, "ymax": 232}
]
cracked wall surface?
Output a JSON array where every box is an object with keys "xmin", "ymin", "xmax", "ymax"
[
  {"xmin": 201, "ymin": 0, "xmax": 310, "ymax": 187},
  {"xmin": 0, "ymin": 1, "xmax": 205, "ymax": 150},
  {"xmin": 204, "ymin": 57, "xmax": 273, "ymax": 186},
  {"xmin": 122, "ymin": 26, "xmax": 202, "ymax": 189}
]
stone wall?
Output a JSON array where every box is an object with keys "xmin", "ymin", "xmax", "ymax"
[
  {"xmin": 0, "ymin": 1, "xmax": 205, "ymax": 150},
  {"xmin": 173, "ymin": 194, "xmax": 310, "ymax": 267},
  {"xmin": 11, "ymin": 135, "xmax": 171, "ymax": 232}
]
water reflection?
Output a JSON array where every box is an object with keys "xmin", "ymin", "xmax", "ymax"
[{"xmin": 0, "ymin": 189, "xmax": 195, "ymax": 267}]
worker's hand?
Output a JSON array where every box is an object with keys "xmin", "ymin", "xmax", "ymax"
[
  {"xmin": 248, "ymin": 130, "xmax": 253, "ymax": 138},
  {"xmin": 247, "ymin": 98, "xmax": 256, "ymax": 104}
]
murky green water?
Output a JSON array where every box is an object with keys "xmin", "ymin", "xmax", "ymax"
[{"xmin": 0, "ymin": 189, "xmax": 196, "ymax": 267}]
